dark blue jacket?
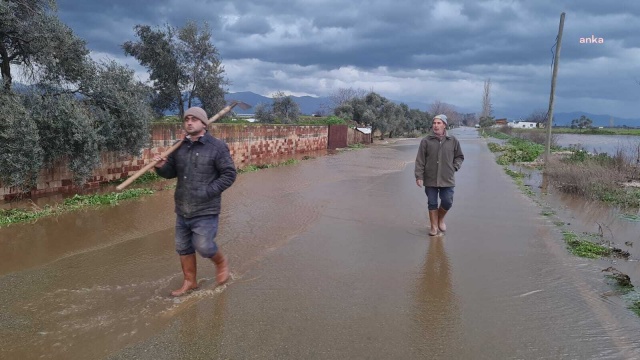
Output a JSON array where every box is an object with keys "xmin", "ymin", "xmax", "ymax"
[{"xmin": 156, "ymin": 131, "xmax": 237, "ymax": 218}]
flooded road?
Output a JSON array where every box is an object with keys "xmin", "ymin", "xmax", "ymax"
[{"xmin": 2, "ymin": 128, "xmax": 640, "ymax": 359}]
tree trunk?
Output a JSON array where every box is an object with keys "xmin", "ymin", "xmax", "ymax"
[
  {"xmin": 178, "ymin": 92, "xmax": 185, "ymax": 119},
  {"xmin": 0, "ymin": 43, "xmax": 12, "ymax": 91}
]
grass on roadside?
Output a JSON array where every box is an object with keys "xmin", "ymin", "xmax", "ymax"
[
  {"xmin": 501, "ymin": 166, "xmax": 534, "ymax": 197},
  {"xmin": 619, "ymin": 213, "xmax": 640, "ymax": 222},
  {"xmin": 482, "ymin": 129, "xmax": 510, "ymax": 140},
  {"xmin": 631, "ymin": 301, "xmax": 640, "ymax": 316},
  {"xmin": 488, "ymin": 142, "xmax": 505, "ymax": 152},
  {"xmin": 496, "ymin": 138, "xmax": 545, "ymax": 165},
  {"xmin": 0, "ymin": 188, "xmax": 155, "ymax": 228},
  {"xmin": 562, "ymin": 230, "xmax": 612, "ymax": 258},
  {"xmin": 484, "ymin": 131, "xmax": 545, "ymax": 165},
  {"xmin": 237, "ymin": 159, "xmax": 299, "ymax": 173},
  {"xmin": 504, "ymin": 168, "xmax": 524, "ymax": 179}
]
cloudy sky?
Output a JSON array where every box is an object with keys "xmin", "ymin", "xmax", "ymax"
[{"xmin": 54, "ymin": 0, "xmax": 640, "ymax": 120}]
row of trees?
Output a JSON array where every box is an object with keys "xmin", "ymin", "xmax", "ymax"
[
  {"xmin": 1, "ymin": 0, "xmax": 228, "ymax": 192},
  {"xmin": 251, "ymin": 87, "xmax": 473, "ymax": 139},
  {"xmin": 252, "ymin": 86, "xmax": 483, "ymax": 139},
  {"xmin": 333, "ymin": 92, "xmax": 429, "ymax": 139}
]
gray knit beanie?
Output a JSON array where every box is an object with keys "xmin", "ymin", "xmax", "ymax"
[
  {"xmin": 184, "ymin": 107, "xmax": 208, "ymax": 125},
  {"xmin": 434, "ymin": 114, "xmax": 448, "ymax": 125}
]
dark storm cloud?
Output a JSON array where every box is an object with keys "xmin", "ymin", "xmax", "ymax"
[
  {"xmin": 55, "ymin": 0, "xmax": 166, "ymax": 52},
  {"xmin": 55, "ymin": 0, "xmax": 639, "ymax": 69},
  {"xmin": 224, "ymin": 15, "xmax": 271, "ymax": 34},
  {"xmin": 52, "ymin": 0, "xmax": 640, "ymax": 118}
]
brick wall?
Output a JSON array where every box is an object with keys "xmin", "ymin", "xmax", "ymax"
[{"xmin": 1, "ymin": 123, "xmax": 328, "ymax": 200}]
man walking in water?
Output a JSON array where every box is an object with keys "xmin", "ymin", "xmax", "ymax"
[
  {"xmin": 415, "ymin": 114, "xmax": 464, "ymax": 236},
  {"xmin": 155, "ymin": 106, "xmax": 237, "ymax": 296}
]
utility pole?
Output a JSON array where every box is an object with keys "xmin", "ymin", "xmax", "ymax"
[{"xmin": 544, "ymin": 12, "xmax": 565, "ymax": 167}]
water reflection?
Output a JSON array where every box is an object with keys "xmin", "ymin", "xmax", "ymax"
[
  {"xmin": 177, "ymin": 290, "xmax": 227, "ymax": 357},
  {"xmin": 412, "ymin": 237, "xmax": 461, "ymax": 357}
]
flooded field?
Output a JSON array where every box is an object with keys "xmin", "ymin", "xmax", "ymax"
[{"xmin": 556, "ymin": 133, "xmax": 640, "ymax": 160}]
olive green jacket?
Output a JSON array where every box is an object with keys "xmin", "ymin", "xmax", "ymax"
[{"xmin": 414, "ymin": 132, "xmax": 464, "ymax": 187}]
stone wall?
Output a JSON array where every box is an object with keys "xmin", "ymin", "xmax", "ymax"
[{"xmin": 1, "ymin": 124, "xmax": 328, "ymax": 200}]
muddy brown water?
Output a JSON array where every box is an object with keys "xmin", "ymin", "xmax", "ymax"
[{"xmin": 1, "ymin": 127, "xmax": 640, "ymax": 359}]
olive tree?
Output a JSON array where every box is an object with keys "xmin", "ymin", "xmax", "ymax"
[
  {"xmin": 123, "ymin": 21, "xmax": 227, "ymax": 118},
  {"xmin": 0, "ymin": 0, "xmax": 155, "ymax": 191},
  {"xmin": 18, "ymin": 60, "xmax": 154, "ymax": 184},
  {"xmin": 333, "ymin": 90, "xmax": 432, "ymax": 138},
  {"xmin": 254, "ymin": 102, "xmax": 276, "ymax": 123},
  {"xmin": 0, "ymin": 92, "xmax": 43, "ymax": 191},
  {"xmin": 82, "ymin": 60, "xmax": 154, "ymax": 155},
  {"xmin": 25, "ymin": 93, "xmax": 101, "ymax": 184},
  {"xmin": 364, "ymin": 92, "xmax": 390, "ymax": 139},
  {"xmin": 272, "ymin": 91, "xmax": 300, "ymax": 123},
  {"xmin": 0, "ymin": 0, "xmax": 90, "ymax": 91}
]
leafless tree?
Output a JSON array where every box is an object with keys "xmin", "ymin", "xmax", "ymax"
[
  {"xmin": 429, "ymin": 100, "xmax": 458, "ymax": 126},
  {"xmin": 461, "ymin": 113, "xmax": 477, "ymax": 126},
  {"xmin": 481, "ymin": 78, "xmax": 492, "ymax": 119},
  {"xmin": 328, "ymin": 87, "xmax": 367, "ymax": 112},
  {"xmin": 525, "ymin": 109, "xmax": 548, "ymax": 124}
]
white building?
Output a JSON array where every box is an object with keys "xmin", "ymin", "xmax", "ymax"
[{"xmin": 508, "ymin": 121, "xmax": 538, "ymax": 129}]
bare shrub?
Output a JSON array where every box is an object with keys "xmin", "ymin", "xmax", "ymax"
[
  {"xmin": 546, "ymin": 156, "xmax": 626, "ymax": 197},
  {"xmin": 547, "ymin": 140, "xmax": 640, "ymax": 206},
  {"xmin": 498, "ymin": 125, "xmax": 512, "ymax": 135},
  {"xmin": 615, "ymin": 141, "xmax": 640, "ymax": 180},
  {"xmin": 613, "ymin": 148, "xmax": 627, "ymax": 172}
]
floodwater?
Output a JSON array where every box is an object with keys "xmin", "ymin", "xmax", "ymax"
[
  {"xmin": 556, "ymin": 133, "xmax": 640, "ymax": 160},
  {"xmin": 520, "ymin": 169, "xmax": 640, "ymax": 295},
  {"xmin": 2, "ymin": 128, "xmax": 640, "ymax": 359}
]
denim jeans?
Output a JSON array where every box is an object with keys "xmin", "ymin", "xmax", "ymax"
[
  {"xmin": 175, "ymin": 214, "xmax": 219, "ymax": 258},
  {"xmin": 425, "ymin": 187, "xmax": 454, "ymax": 211}
]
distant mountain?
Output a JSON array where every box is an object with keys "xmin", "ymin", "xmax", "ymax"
[
  {"xmin": 224, "ymin": 91, "xmax": 431, "ymax": 115},
  {"xmin": 224, "ymin": 91, "xmax": 272, "ymax": 111},
  {"xmin": 225, "ymin": 91, "xmax": 329, "ymax": 115},
  {"xmin": 226, "ymin": 93, "xmax": 638, "ymax": 127},
  {"xmin": 551, "ymin": 112, "xmax": 640, "ymax": 128}
]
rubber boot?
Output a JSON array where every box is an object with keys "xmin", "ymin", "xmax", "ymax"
[
  {"xmin": 211, "ymin": 251, "xmax": 229, "ymax": 285},
  {"xmin": 428, "ymin": 210, "xmax": 440, "ymax": 236},
  {"xmin": 171, "ymin": 254, "xmax": 198, "ymax": 297},
  {"xmin": 438, "ymin": 207, "xmax": 448, "ymax": 233}
]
